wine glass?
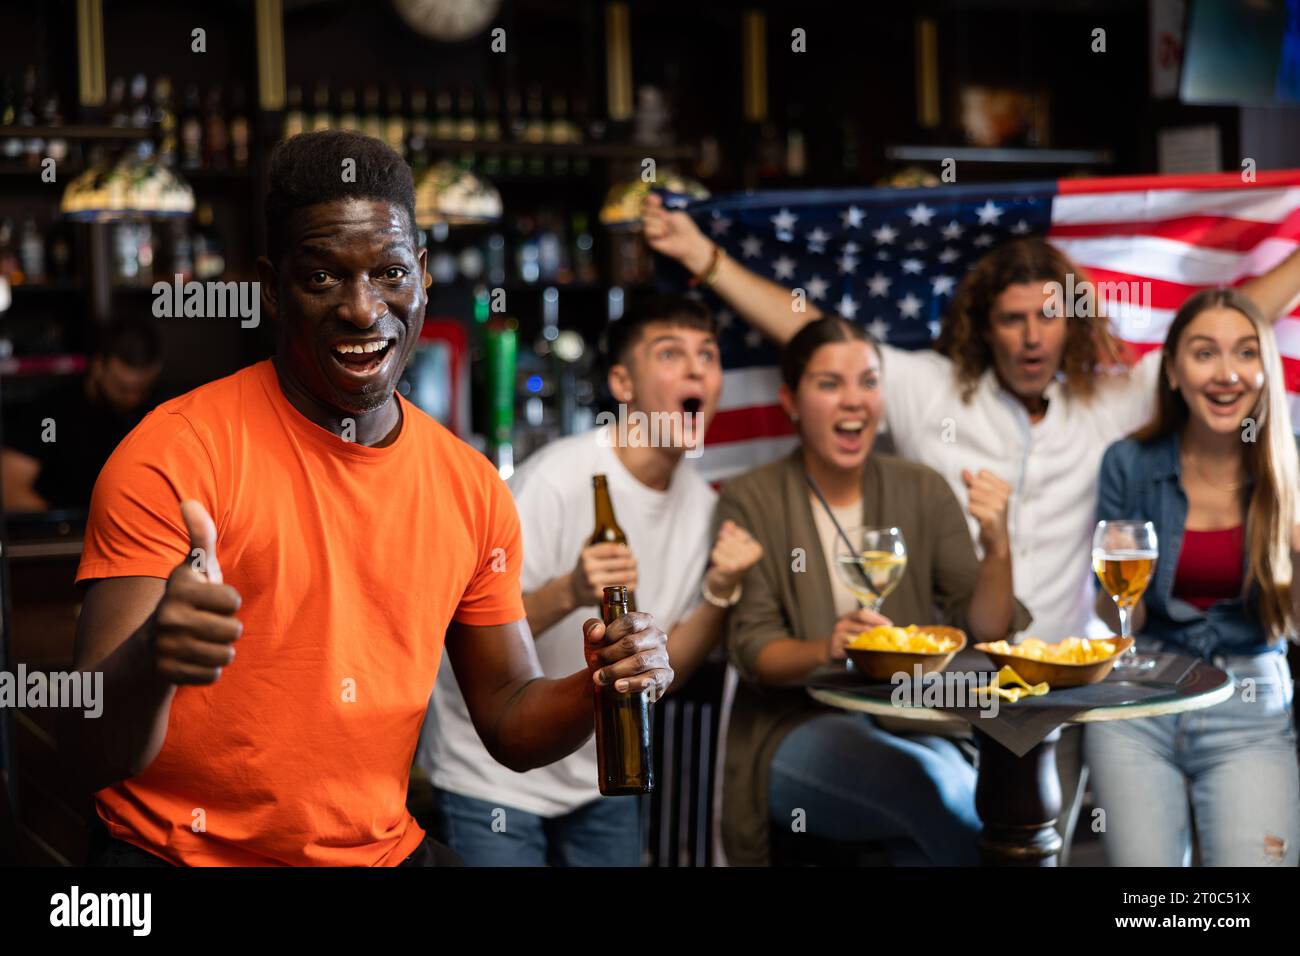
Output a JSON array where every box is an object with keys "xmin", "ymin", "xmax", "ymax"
[
  {"xmin": 1092, "ymin": 520, "xmax": 1158, "ymax": 671},
  {"xmin": 835, "ymin": 526, "xmax": 908, "ymax": 614}
]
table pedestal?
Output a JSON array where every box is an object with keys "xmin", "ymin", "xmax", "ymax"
[{"xmin": 974, "ymin": 726, "xmax": 1062, "ymax": 866}]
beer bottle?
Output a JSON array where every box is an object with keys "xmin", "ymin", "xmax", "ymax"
[
  {"xmin": 595, "ymin": 586, "xmax": 654, "ymax": 796},
  {"xmin": 589, "ymin": 474, "xmax": 635, "ymax": 610}
]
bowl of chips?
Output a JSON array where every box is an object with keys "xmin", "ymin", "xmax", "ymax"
[
  {"xmin": 974, "ymin": 636, "xmax": 1133, "ymax": 687},
  {"xmin": 844, "ymin": 624, "xmax": 966, "ymax": 681}
]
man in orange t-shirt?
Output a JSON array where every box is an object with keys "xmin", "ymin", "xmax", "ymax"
[{"xmin": 60, "ymin": 130, "xmax": 673, "ymax": 867}]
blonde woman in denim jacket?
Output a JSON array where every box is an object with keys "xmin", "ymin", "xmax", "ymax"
[{"xmin": 1089, "ymin": 287, "xmax": 1300, "ymax": 866}]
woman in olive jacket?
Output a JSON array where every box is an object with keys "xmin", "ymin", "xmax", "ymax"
[{"xmin": 716, "ymin": 315, "xmax": 1030, "ymax": 866}]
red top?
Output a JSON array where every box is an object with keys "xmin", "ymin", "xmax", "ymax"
[{"xmin": 1172, "ymin": 525, "xmax": 1244, "ymax": 611}]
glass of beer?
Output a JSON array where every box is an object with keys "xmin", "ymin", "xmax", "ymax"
[
  {"xmin": 1092, "ymin": 520, "xmax": 1158, "ymax": 671},
  {"xmin": 835, "ymin": 526, "xmax": 908, "ymax": 614}
]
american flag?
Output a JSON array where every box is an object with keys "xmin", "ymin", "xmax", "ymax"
[{"xmin": 669, "ymin": 170, "xmax": 1300, "ymax": 484}]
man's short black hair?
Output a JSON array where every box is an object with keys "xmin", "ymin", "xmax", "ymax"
[
  {"xmin": 603, "ymin": 293, "xmax": 717, "ymax": 369},
  {"xmin": 93, "ymin": 316, "xmax": 162, "ymax": 369},
  {"xmin": 264, "ymin": 130, "xmax": 418, "ymax": 264}
]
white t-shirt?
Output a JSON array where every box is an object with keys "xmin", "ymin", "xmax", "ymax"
[
  {"xmin": 420, "ymin": 425, "xmax": 717, "ymax": 817},
  {"xmin": 880, "ymin": 345, "xmax": 1163, "ymax": 641}
]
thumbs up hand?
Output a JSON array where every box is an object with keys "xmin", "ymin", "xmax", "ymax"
[{"xmin": 146, "ymin": 499, "xmax": 244, "ymax": 685}]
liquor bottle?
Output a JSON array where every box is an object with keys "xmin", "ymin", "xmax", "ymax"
[
  {"xmin": 503, "ymin": 88, "xmax": 524, "ymax": 176},
  {"xmin": 0, "ymin": 219, "xmax": 20, "ymax": 283},
  {"xmin": 361, "ymin": 86, "xmax": 383, "ymax": 141},
  {"xmin": 167, "ymin": 217, "xmax": 193, "ymax": 282},
  {"xmin": 192, "ymin": 204, "xmax": 225, "ymax": 280},
  {"xmin": 107, "ymin": 75, "xmax": 129, "ymax": 128},
  {"xmin": 204, "ymin": 86, "xmax": 229, "ymax": 168},
  {"xmin": 589, "ymin": 474, "xmax": 636, "ymax": 611},
  {"xmin": 18, "ymin": 219, "xmax": 44, "ymax": 284},
  {"xmin": 19, "ymin": 65, "xmax": 43, "ymax": 165},
  {"xmin": 312, "ymin": 82, "xmax": 333, "ymax": 132},
  {"xmin": 336, "ymin": 87, "xmax": 358, "ymax": 132},
  {"xmin": 42, "ymin": 88, "xmax": 67, "ymax": 163},
  {"xmin": 571, "ymin": 212, "xmax": 597, "ymax": 284},
  {"xmin": 229, "ymin": 85, "xmax": 251, "ymax": 167},
  {"xmin": 283, "ymin": 84, "xmax": 306, "ymax": 140},
  {"xmin": 786, "ymin": 101, "xmax": 807, "ymax": 178},
  {"xmin": 406, "ymin": 88, "xmax": 429, "ymax": 171},
  {"xmin": 0, "ymin": 73, "xmax": 14, "ymax": 127},
  {"xmin": 128, "ymin": 73, "xmax": 151, "ymax": 128},
  {"xmin": 44, "ymin": 220, "xmax": 72, "ymax": 280},
  {"xmin": 180, "ymin": 84, "xmax": 203, "ymax": 167},
  {"xmin": 594, "ymin": 585, "xmax": 654, "ymax": 796},
  {"xmin": 1, "ymin": 75, "xmax": 20, "ymax": 160},
  {"xmin": 455, "ymin": 87, "xmax": 478, "ymax": 142},
  {"xmin": 153, "ymin": 76, "xmax": 177, "ymax": 166},
  {"xmin": 433, "ymin": 88, "xmax": 455, "ymax": 142},
  {"xmin": 385, "ymin": 86, "xmax": 406, "ymax": 157},
  {"xmin": 479, "ymin": 88, "xmax": 501, "ymax": 176}
]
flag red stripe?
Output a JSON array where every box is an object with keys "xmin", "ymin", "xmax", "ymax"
[
  {"xmin": 1057, "ymin": 170, "xmax": 1300, "ymax": 194},
  {"xmin": 705, "ymin": 404, "xmax": 796, "ymax": 445},
  {"xmin": 1048, "ymin": 212, "xmax": 1300, "ymax": 252}
]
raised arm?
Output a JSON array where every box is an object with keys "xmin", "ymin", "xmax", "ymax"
[
  {"xmin": 643, "ymin": 193, "xmax": 818, "ymax": 345},
  {"xmin": 1239, "ymin": 244, "xmax": 1300, "ymax": 322}
]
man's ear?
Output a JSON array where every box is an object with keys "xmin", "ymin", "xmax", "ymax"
[
  {"xmin": 607, "ymin": 362, "xmax": 633, "ymax": 405},
  {"xmin": 255, "ymin": 256, "xmax": 279, "ymax": 323}
]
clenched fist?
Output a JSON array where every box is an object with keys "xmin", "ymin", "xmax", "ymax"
[
  {"xmin": 704, "ymin": 519, "xmax": 763, "ymax": 600},
  {"xmin": 962, "ymin": 468, "xmax": 1012, "ymax": 560},
  {"xmin": 569, "ymin": 542, "xmax": 638, "ymax": 607},
  {"xmin": 642, "ymin": 192, "xmax": 715, "ymax": 275},
  {"xmin": 147, "ymin": 499, "xmax": 243, "ymax": 685}
]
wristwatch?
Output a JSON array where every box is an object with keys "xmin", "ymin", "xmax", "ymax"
[{"xmin": 701, "ymin": 578, "xmax": 742, "ymax": 608}]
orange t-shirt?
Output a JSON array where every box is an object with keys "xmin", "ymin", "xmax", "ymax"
[{"xmin": 76, "ymin": 359, "xmax": 524, "ymax": 866}]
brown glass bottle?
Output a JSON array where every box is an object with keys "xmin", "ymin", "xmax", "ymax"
[
  {"xmin": 595, "ymin": 586, "xmax": 654, "ymax": 796},
  {"xmin": 589, "ymin": 474, "xmax": 636, "ymax": 611}
]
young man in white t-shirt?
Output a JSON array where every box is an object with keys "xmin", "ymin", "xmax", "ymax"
[{"xmin": 420, "ymin": 294, "xmax": 762, "ymax": 866}]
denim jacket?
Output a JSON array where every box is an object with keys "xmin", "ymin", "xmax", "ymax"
[{"xmin": 1096, "ymin": 431, "xmax": 1284, "ymax": 660}]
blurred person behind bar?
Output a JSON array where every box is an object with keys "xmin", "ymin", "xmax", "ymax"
[{"xmin": 2, "ymin": 316, "xmax": 163, "ymax": 512}]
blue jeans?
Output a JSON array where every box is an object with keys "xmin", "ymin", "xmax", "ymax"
[
  {"xmin": 768, "ymin": 712, "xmax": 982, "ymax": 866},
  {"xmin": 1085, "ymin": 650, "xmax": 1300, "ymax": 866},
  {"xmin": 431, "ymin": 788, "xmax": 643, "ymax": 866}
]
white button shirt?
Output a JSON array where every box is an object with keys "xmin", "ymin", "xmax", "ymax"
[{"xmin": 880, "ymin": 345, "xmax": 1163, "ymax": 641}]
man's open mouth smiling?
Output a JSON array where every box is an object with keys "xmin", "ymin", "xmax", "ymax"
[{"xmin": 328, "ymin": 337, "xmax": 397, "ymax": 378}]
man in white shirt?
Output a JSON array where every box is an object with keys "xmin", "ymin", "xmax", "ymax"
[{"xmin": 420, "ymin": 294, "xmax": 762, "ymax": 865}]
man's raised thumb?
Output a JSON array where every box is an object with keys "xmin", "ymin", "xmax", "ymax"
[{"xmin": 180, "ymin": 499, "xmax": 222, "ymax": 584}]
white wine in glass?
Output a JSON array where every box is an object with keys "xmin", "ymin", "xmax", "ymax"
[
  {"xmin": 835, "ymin": 527, "xmax": 908, "ymax": 613},
  {"xmin": 1092, "ymin": 520, "xmax": 1158, "ymax": 671}
]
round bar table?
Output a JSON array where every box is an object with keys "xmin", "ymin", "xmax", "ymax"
[{"xmin": 807, "ymin": 653, "xmax": 1234, "ymax": 866}]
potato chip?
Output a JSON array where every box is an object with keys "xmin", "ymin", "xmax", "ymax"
[
  {"xmin": 848, "ymin": 624, "xmax": 958, "ymax": 654},
  {"xmin": 984, "ymin": 636, "xmax": 1116, "ymax": 664}
]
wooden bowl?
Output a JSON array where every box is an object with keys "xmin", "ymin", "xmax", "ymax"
[
  {"xmin": 974, "ymin": 636, "xmax": 1134, "ymax": 687},
  {"xmin": 844, "ymin": 626, "xmax": 967, "ymax": 681}
]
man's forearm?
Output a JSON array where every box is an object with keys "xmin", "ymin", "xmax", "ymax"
[
  {"xmin": 60, "ymin": 629, "xmax": 176, "ymax": 793},
  {"xmin": 706, "ymin": 253, "xmax": 820, "ymax": 345},
  {"xmin": 487, "ymin": 669, "xmax": 596, "ymax": 772},
  {"xmin": 666, "ymin": 600, "xmax": 728, "ymax": 692},
  {"xmin": 522, "ymin": 574, "xmax": 579, "ymax": 638},
  {"xmin": 968, "ymin": 548, "xmax": 1016, "ymax": 642},
  {"xmin": 1240, "ymin": 245, "xmax": 1300, "ymax": 321}
]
